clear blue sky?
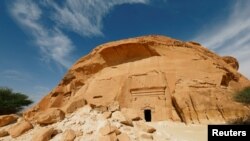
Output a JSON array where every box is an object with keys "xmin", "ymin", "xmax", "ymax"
[{"xmin": 1, "ymin": 0, "xmax": 249, "ymax": 102}]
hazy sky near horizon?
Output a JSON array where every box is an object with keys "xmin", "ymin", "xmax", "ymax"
[{"xmin": 0, "ymin": 0, "xmax": 250, "ymax": 102}]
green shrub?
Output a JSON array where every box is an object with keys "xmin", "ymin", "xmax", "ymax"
[
  {"xmin": 0, "ymin": 87, "xmax": 33, "ymax": 115},
  {"xmin": 228, "ymin": 116, "xmax": 250, "ymax": 125},
  {"xmin": 234, "ymin": 87, "xmax": 250, "ymax": 104}
]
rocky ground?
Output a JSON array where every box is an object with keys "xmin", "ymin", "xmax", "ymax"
[{"xmin": 0, "ymin": 105, "xmax": 207, "ymax": 141}]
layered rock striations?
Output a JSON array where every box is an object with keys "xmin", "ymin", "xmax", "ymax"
[{"xmin": 24, "ymin": 35, "xmax": 250, "ymax": 124}]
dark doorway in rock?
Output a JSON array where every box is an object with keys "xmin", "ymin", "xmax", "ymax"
[{"xmin": 144, "ymin": 109, "xmax": 151, "ymax": 122}]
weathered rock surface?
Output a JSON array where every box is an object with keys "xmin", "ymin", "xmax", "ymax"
[
  {"xmin": 0, "ymin": 129, "xmax": 9, "ymax": 137},
  {"xmin": 8, "ymin": 120, "xmax": 33, "ymax": 138},
  {"xmin": 121, "ymin": 108, "xmax": 141, "ymax": 121},
  {"xmin": 98, "ymin": 132, "xmax": 117, "ymax": 141},
  {"xmin": 135, "ymin": 121, "xmax": 156, "ymax": 133},
  {"xmin": 98, "ymin": 124, "xmax": 121, "ymax": 141},
  {"xmin": 112, "ymin": 111, "xmax": 133, "ymax": 126},
  {"xmin": 32, "ymin": 127, "xmax": 56, "ymax": 141},
  {"xmin": 36, "ymin": 108, "xmax": 65, "ymax": 125},
  {"xmin": 0, "ymin": 114, "xmax": 18, "ymax": 127},
  {"xmin": 108, "ymin": 101, "xmax": 120, "ymax": 112},
  {"xmin": 117, "ymin": 133, "xmax": 131, "ymax": 141},
  {"xmin": 222, "ymin": 56, "xmax": 239, "ymax": 70},
  {"xmin": 102, "ymin": 111, "xmax": 112, "ymax": 119},
  {"xmin": 62, "ymin": 98, "xmax": 87, "ymax": 114},
  {"xmin": 23, "ymin": 35, "xmax": 250, "ymax": 124},
  {"xmin": 99, "ymin": 124, "xmax": 120, "ymax": 136},
  {"xmin": 61, "ymin": 129, "xmax": 76, "ymax": 141}
]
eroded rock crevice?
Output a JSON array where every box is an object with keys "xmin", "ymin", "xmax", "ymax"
[
  {"xmin": 216, "ymin": 104, "xmax": 226, "ymax": 121},
  {"xmin": 189, "ymin": 94, "xmax": 200, "ymax": 123},
  {"xmin": 171, "ymin": 96, "xmax": 185, "ymax": 123}
]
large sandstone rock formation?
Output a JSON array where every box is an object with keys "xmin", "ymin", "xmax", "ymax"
[{"xmin": 24, "ymin": 35, "xmax": 250, "ymax": 124}]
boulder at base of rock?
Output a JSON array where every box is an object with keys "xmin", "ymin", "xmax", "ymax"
[
  {"xmin": 98, "ymin": 124, "xmax": 121, "ymax": 141},
  {"xmin": 108, "ymin": 101, "xmax": 120, "ymax": 112},
  {"xmin": 0, "ymin": 129, "xmax": 9, "ymax": 137},
  {"xmin": 0, "ymin": 114, "xmax": 18, "ymax": 127},
  {"xmin": 63, "ymin": 98, "xmax": 87, "ymax": 113},
  {"xmin": 62, "ymin": 129, "xmax": 76, "ymax": 141},
  {"xmin": 37, "ymin": 108, "xmax": 65, "ymax": 125},
  {"xmin": 102, "ymin": 111, "xmax": 112, "ymax": 119},
  {"xmin": 92, "ymin": 105, "xmax": 108, "ymax": 113},
  {"xmin": 112, "ymin": 111, "xmax": 133, "ymax": 126},
  {"xmin": 121, "ymin": 108, "xmax": 141, "ymax": 121},
  {"xmin": 117, "ymin": 133, "xmax": 131, "ymax": 141},
  {"xmin": 98, "ymin": 132, "xmax": 117, "ymax": 141},
  {"xmin": 135, "ymin": 121, "xmax": 156, "ymax": 133},
  {"xmin": 8, "ymin": 120, "xmax": 33, "ymax": 138},
  {"xmin": 99, "ymin": 124, "xmax": 119, "ymax": 136},
  {"xmin": 32, "ymin": 127, "xmax": 56, "ymax": 141}
]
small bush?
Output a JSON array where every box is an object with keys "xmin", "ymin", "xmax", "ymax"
[
  {"xmin": 0, "ymin": 87, "xmax": 33, "ymax": 115},
  {"xmin": 228, "ymin": 116, "xmax": 250, "ymax": 125},
  {"xmin": 234, "ymin": 87, "xmax": 250, "ymax": 104}
]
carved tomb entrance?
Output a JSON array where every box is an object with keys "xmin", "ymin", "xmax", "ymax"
[{"xmin": 129, "ymin": 71, "xmax": 168, "ymax": 121}]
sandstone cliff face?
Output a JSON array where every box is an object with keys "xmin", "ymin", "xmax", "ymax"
[{"xmin": 24, "ymin": 35, "xmax": 250, "ymax": 124}]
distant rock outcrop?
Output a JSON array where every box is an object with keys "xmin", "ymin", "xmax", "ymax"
[{"xmin": 23, "ymin": 35, "xmax": 250, "ymax": 124}]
